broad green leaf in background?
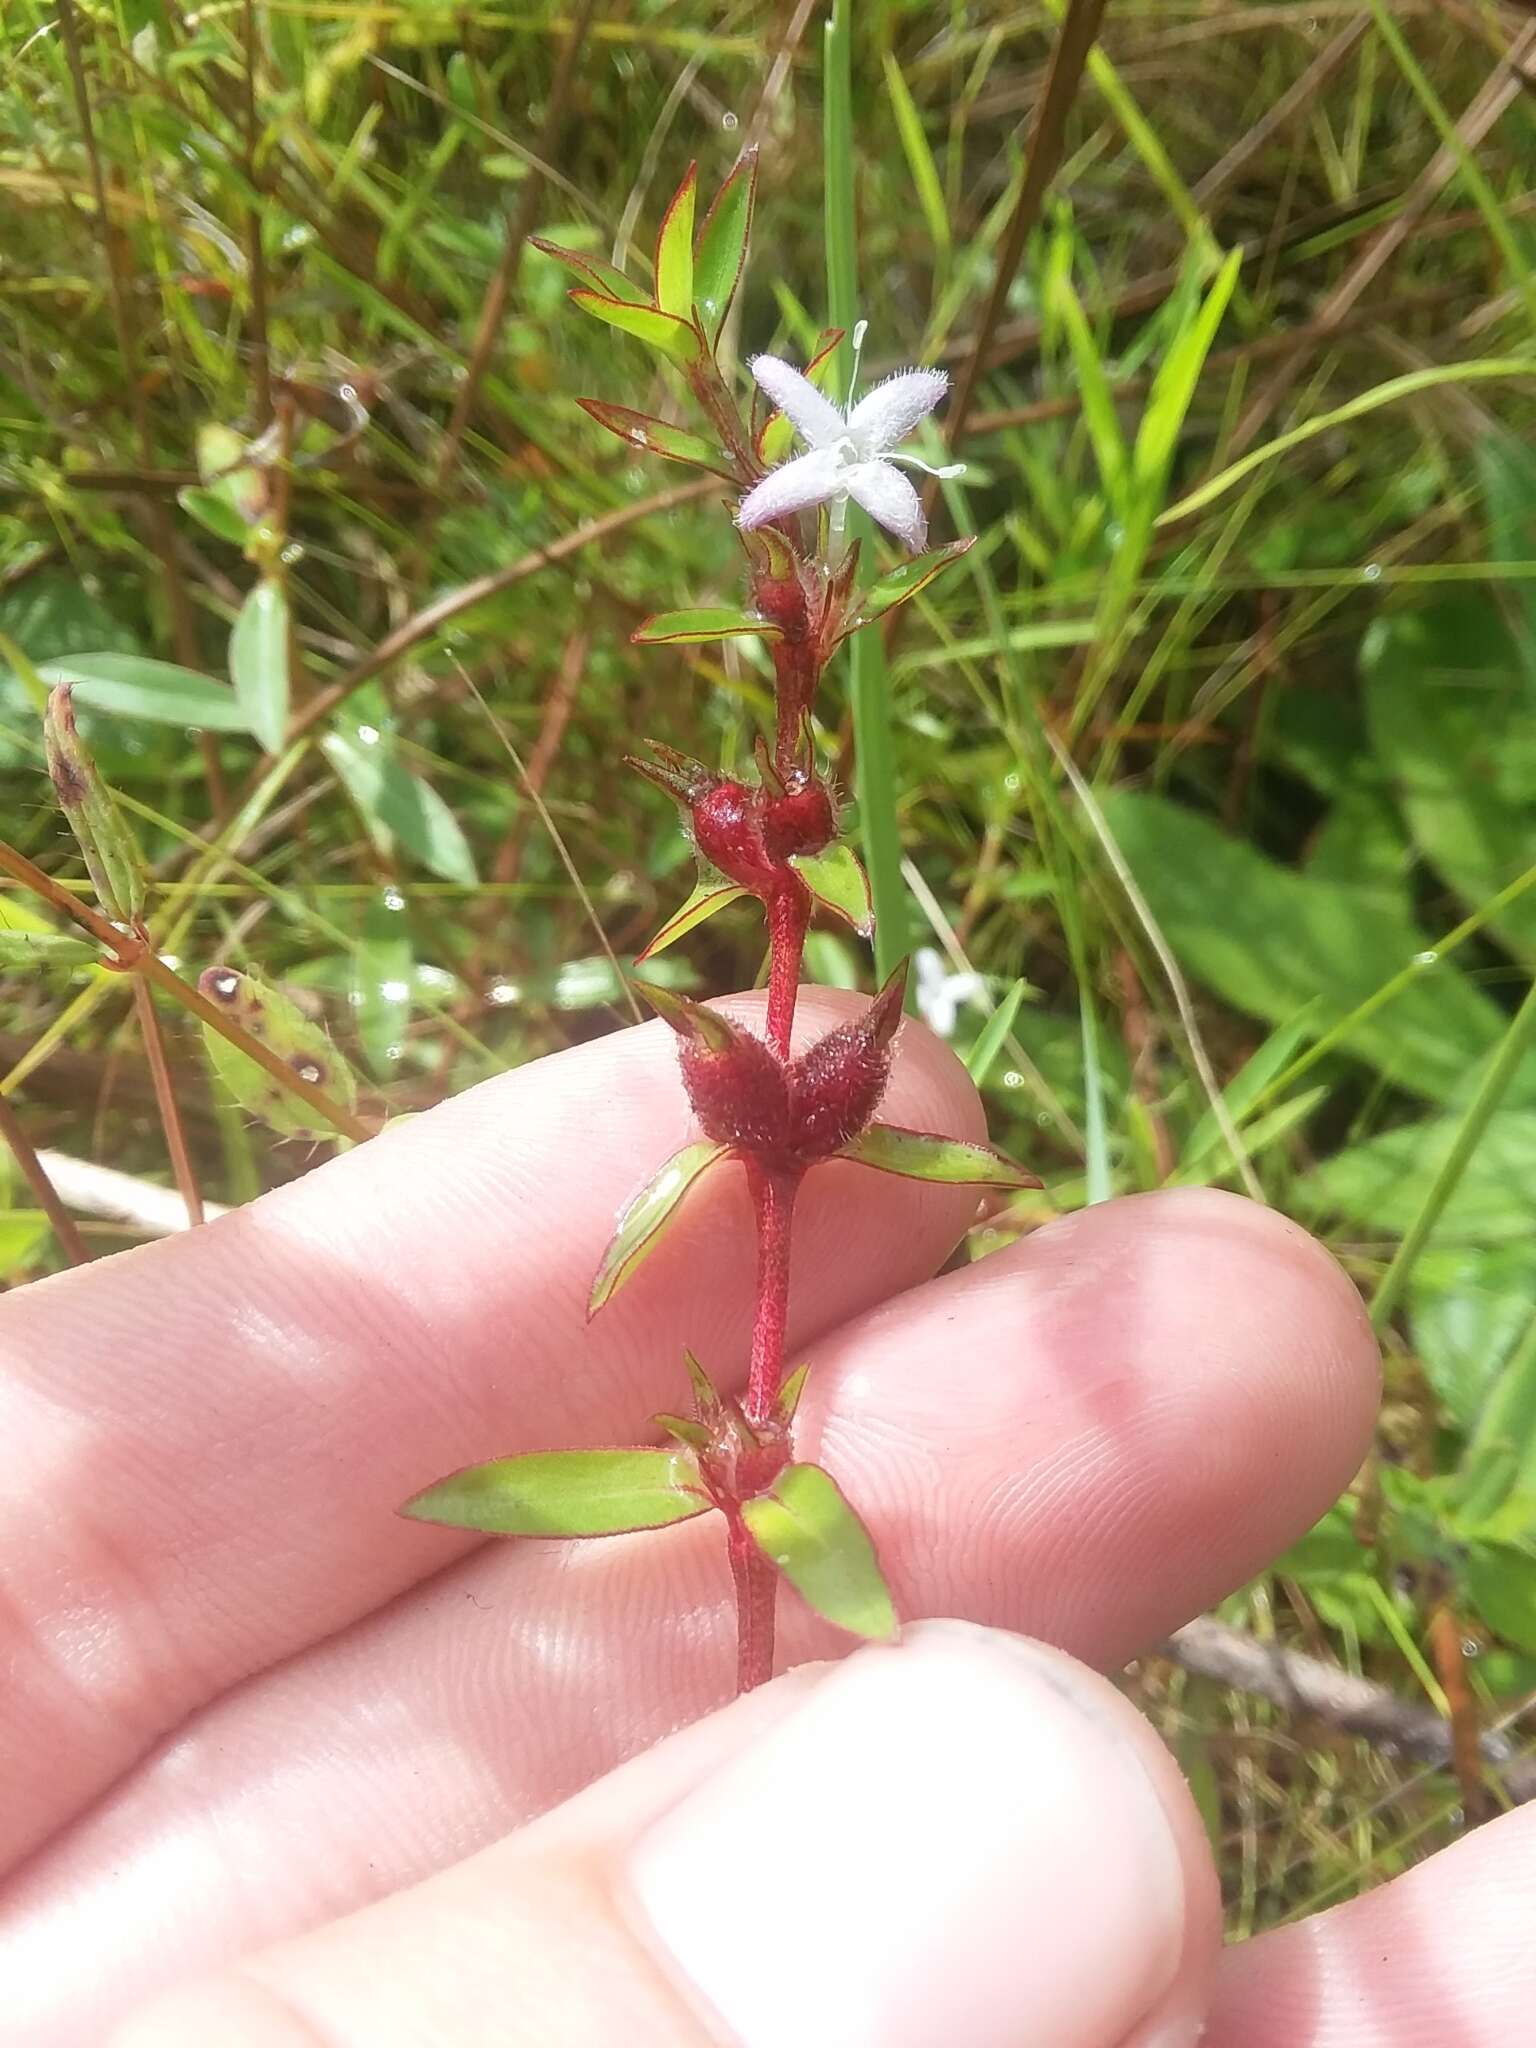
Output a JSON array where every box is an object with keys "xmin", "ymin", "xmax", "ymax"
[
  {"xmin": 693, "ymin": 149, "xmax": 756, "ymax": 343},
  {"xmin": 354, "ymin": 891, "xmax": 413, "ymax": 1078},
  {"xmin": 1410, "ymin": 1243, "xmax": 1536, "ymax": 1434},
  {"xmin": 588, "ymin": 1139, "xmax": 729, "ymax": 1313},
  {"xmin": 1477, "ymin": 431, "xmax": 1536, "ymax": 677},
  {"xmin": 1099, "ymin": 792, "xmax": 1533, "ymax": 1107},
  {"xmin": 401, "ymin": 1447, "xmax": 709, "ymax": 1536},
  {"xmin": 1363, "ymin": 594, "xmax": 1536, "ymax": 959},
  {"xmin": 322, "ymin": 728, "xmax": 477, "ymax": 886},
  {"xmin": 229, "ymin": 579, "xmax": 292, "ymax": 752},
  {"xmin": 839, "ymin": 1122, "xmax": 1040, "ymax": 1187},
  {"xmin": 36, "ymin": 655, "xmax": 247, "ymax": 730},
  {"xmin": 1300, "ymin": 1111, "xmax": 1536, "ymax": 1249},
  {"xmin": 742, "ymin": 1462, "xmax": 897, "ymax": 1640},
  {"xmin": 1465, "ymin": 1543, "xmax": 1536, "ymax": 1655}
]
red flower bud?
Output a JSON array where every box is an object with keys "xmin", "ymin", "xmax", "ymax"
[
  {"xmin": 760, "ymin": 773, "xmax": 836, "ymax": 862},
  {"xmin": 634, "ymin": 984, "xmax": 790, "ymax": 1152},
  {"xmin": 786, "ymin": 962, "xmax": 909, "ymax": 1163},
  {"xmin": 691, "ymin": 780, "xmax": 781, "ymax": 892}
]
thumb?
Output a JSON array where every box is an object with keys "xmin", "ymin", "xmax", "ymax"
[{"xmin": 113, "ymin": 1621, "xmax": 1219, "ymax": 2048}]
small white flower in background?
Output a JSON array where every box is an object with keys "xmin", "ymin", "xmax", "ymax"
[
  {"xmin": 736, "ymin": 339, "xmax": 964, "ymax": 553},
  {"xmin": 913, "ymin": 947, "xmax": 988, "ymax": 1039}
]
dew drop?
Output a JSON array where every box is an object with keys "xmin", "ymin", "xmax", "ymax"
[
  {"xmin": 488, "ymin": 980, "xmax": 521, "ymax": 1006},
  {"xmin": 1412, "ymin": 949, "xmax": 1439, "ymax": 968},
  {"xmin": 380, "ymin": 978, "xmax": 410, "ymax": 1003},
  {"xmin": 1002, "ymin": 1069, "xmax": 1024, "ymax": 1090},
  {"xmin": 722, "ymin": 110, "xmax": 738, "ymax": 131},
  {"xmin": 382, "ymin": 885, "xmax": 406, "ymax": 913},
  {"xmin": 293, "ymin": 1059, "xmax": 324, "ymax": 1085},
  {"xmin": 356, "ymin": 723, "xmax": 380, "ymax": 746},
  {"xmin": 1361, "ymin": 562, "xmax": 1381, "ymax": 583}
]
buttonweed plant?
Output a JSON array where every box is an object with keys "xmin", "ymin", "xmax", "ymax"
[{"xmin": 398, "ymin": 152, "xmax": 1041, "ymax": 1692}]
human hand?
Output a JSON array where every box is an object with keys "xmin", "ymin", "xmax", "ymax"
[{"xmin": 2, "ymin": 990, "xmax": 1525, "ymax": 2045}]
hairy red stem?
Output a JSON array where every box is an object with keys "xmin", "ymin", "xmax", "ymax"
[
  {"xmin": 765, "ymin": 880, "xmax": 809, "ymax": 1059},
  {"xmin": 744, "ymin": 1160, "xmax": 798, "ymax": 1426},
  {"xmin": 727, "ymin": 1514, "xmax": 780, "ymax": 1694}
]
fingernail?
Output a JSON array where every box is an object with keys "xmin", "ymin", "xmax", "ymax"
[{"xmin": 626, "ymin": 1620, "xmax": 1191, "ymax": 2048}]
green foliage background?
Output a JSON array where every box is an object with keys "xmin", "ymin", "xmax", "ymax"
[{"xmin": 5, "ymin": 0, "xmax": 1536, "ymax": 1928}]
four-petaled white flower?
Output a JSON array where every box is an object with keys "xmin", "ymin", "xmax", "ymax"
[{"xmin": 736, "ymin": 354, "xmax": 958, "ymax": 554}]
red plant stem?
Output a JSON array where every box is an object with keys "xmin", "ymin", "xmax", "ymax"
[
  {"xmin": 0, "ymin": 1091, "xmax": 88, "ymax": 1266},
  {"xmin": 132, "ymin": 975, "xmax": 205, "ymax": 1227},
  {"xmin": 744, "ymin": 1161, "xmax": 799, "ymax": 1426},
  {"xmin": 765, "ymin": 881, "xmax": 809, "ymax": 1059},
  {"xmin": 727, "ymin": 1513, "xmax": 780, "ymax": 1695}
]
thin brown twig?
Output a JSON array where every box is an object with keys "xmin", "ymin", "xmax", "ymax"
[
  {"xmin": 1225, "ymin": 19, "xmax": 1536, "ymax": 460},
  {"xmin": 432, "ymin": 0, "xmax": 599, "ymax": 492},
  {"xmin": 288, "ymin": 478, "xmax": 715, "ymax": 740},
  {"xmin": 132, "ymin": 977, "xmax": 205, "ymax": 1227},
  {"xmin": 942, "ymin": 0, "xmax": 1112, "ymax": 451},
  {"xmin": 0, "ymin": 1093, "xmax": 89, "ymax": 1267}
]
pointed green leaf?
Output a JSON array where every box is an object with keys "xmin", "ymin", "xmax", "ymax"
[
  {"xmin": 654, "ymin": 161, "xmax": 697, "ymax": 319},
  {"xmin": 694, "ymin": 148, "xmax": 757, "ymax": 344},
  {"xmin": 652, "ymin": 1412, "xmax": 711, "ymax": 1451},
  {"xmin": 35, "ymin": 655, "xmax": 248, "ymax": 731},
  {"xmin": 777, "ymin": 1362, "xmax": 811, "ymax": 1422},
  {"xmin": 589, "ymin": 1140, "xmax": 730, "ymax": 1314},
  {"xmin": 684, "ymin": 1346, "xmax": 724, "ymax": 1419},
  {"xmin": 198, "ymin": 965, "xmax": 358, "ymax": 1140},
  {"xmin": 0, "ymin": 930, "xmax": 97, "ymax": 970},
  {"xmin": 529, "ymin": 237, "xmax": 649, "ymax": 306},
  {"xmin": 849, "ymin": 538, "xmax": 975, "ymax": 633},
  {"xmin": 636, "ymin": 879, "xmax": 747, "ymax": 963},
  {"xmin": 964, "ymin": 979, "xmax": 1030, "ymax": 1087},
  {"xmin": 791, "ymin": 844, "xmax": 873, "ymax": 936},
  {"xmin": 632, "ymin": 607, "xmax": 781, "ymax": 646},
  {"xmin": 570, "ymin": 290, "xmax": 702, "ymax": 362},
  {"xmin": 577, "ymin": 400, "xmax": 733, "ymax": 476},
  {"xmin": 229, "ymin": 578, "xmax": 291, "ymax": 753},
  {"xmin": 839, "ymin": 1123, "xmax": 1041, "ymax": 1188},
  {"xmin": 178, "ymin": 486, "xmax": 255, "ymax": 546},
  {"xmin": 401, "ymin": 1447, "xmax": 710, "ymax": 1537},
  {"xmin": 322, "ymin": 729, "xmax": 477, "ymax": 886},
  {"xmin": 742, "ymin": 1462, "xmax": 897, "ymax": 1641}
]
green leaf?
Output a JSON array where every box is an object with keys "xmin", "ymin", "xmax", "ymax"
[
  {"xmin": 229, "ymin": 578, "xmax": 291, "ymax": 753},
  {"xmin": 569, "ymin": 291, "xmax": 702, "ymax": 363},
  {"xmin": 528, "ymin": 237, "xmax": 649, "ymax": 305},
  {"xmin": 849, "ymin": 538, "xmax": 975, "ymax": 632},
  {"xmin": 44, "ymin": 685, "xmax": 147, "ymax": 926},
  {"xmin": 1048, "ymin": 268, "xmax": 1128, "ymax": 513},
  {"xmin": 838, "ymin": 1122, "xmax": 1040, "ymax": 1188},
  {"xmin": 653, "ymin": 160, "xmax": 697, "ymax": 320},
  {"xmin": 881, "ymin": 54, "xmax": 948, "ymax": 266},
  {"xmin": 1181, "ymin": 1004, "xmax": 1322, "ymax": 1166},
  {"xmin": 322, "ymin": 729, "xmax": 477, "ymax": 886},
  {"xmin": 693, "ymin": 148, "xmax": 756, "ymax": 343},
  {"xmin": 791, "ymin": 843, "xmax": 873, "ymax": 935},
  {"xmin": 589, "ymin": 1139, "xmax": 729, "ymax": 1313},
  {"xmin": 1466, "ymin": 1542, "xmax": 1536, "ymax": 1654},
  {"xmin": 178, "ymin": 485, "xmax": 255, "ymax": 546},
  {"xmin": 0, "ymin": 929, "xmax": 97, "ymax": 970},
  {"xmin": 199, "ymin": 966, "xmax": 359, "ymax": 1139},
  {"xmin": 1130, "ymin": 245, "xmax": 1242, "ymax": 499},
  {"xmin": 35, "ymin": 654, "xmax": 247, "ymax": 731},
  {"xmin": 1409, "ymin": 1244, "xmax": 1536, "ymax": 1433},
  {"xmin": 631, "ymin": 607, "xmax": 781, "ymax": 646},
  {"xmin": 354, "ymin": 891, "xmax": 413, "ymax": 1078},
  {"xmin": 964, "ymin": 979, "xmax": 1029, "ymax": 1086},
  {"xmin": 1300, "ymin": 1112, "xmax": 1536, "ymax": 1250},
  {"xmin": 576, "ymin": 400, "xmax": 733, "ymax": 476},
  {"xmin": 1098, "ymin": 791, "xmax": 1529, "ymax": 1107},
  {"xmin": 636, "ymin": 880, "xmax": 747, "ymax": 963},
  {"xmin": 401, "ymin": 1447, "xmax": 710, "ymax": 1537},
  {"xmin": 742, "ymin": 1462, "xmax": 896, "ymax": 1640}
]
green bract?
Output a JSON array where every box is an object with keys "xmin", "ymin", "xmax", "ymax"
[
  {"xmin": 742, "ymin": 1463, "xmax": 897, "ymax": 1641},
  {"xmin": 402, "ymin": 1447, "xmax": 710, "ymax": 1537}
]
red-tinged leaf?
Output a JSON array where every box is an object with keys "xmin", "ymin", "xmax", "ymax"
[
  {"xmin": 654, "ymin": 161, "xmax": 698, "ymax": 319},
  {"xmin": 577, "ymin": 399, "xmax": 734, "ymax": 477},
  {"xmin": 529, "ymin": 237, "xmax": 649, "ymax": 306},
  {"xmin": 652, "ymin": 1411, "xmax": 711, "ymax": 1451},
  {"xmin": 694, "ymin": 148, "xmax": 757, "ymax": 345},
  {"xmin": 740, "ymin": 524, "xmax": 800, "ymax": 583},
  {"xmin": 632, "ymin": 606, "xmax": 782, "ymax": 646},
  {"xmin": 684, "ymin": 1346, "xmax": 725, "ymax": 1421},
  {"xmin": 630, "ymin": 979, "xmax": 740, "ymax": 1050},
  {"xmin": 755, "ymin": 328, "xmax": 845, "ymax": 463},
  {"xmin": 400, "ymin": 1447, "xmax": 711, "ymax": 1537},
  {"xmin": 570, "ymin": 291, "xmax": 702, "ymax": 363},
  {"xmin": 589, "ymin": 1139, "xmax": 730, "ymax": 1314},
  {"xmin": 742, "ymin": 1463, "xmax": 897, "ymax": 1640},
  {"xmin": 777, "ymin": 1361, "xmax": 810, "ymax": 1421},
  {"xmin": 846, "ymin": 537, "xmax": 976, "ymax": 635},
  {"xmin": 636, "ymin": 877, "xmax": 748, "ymax": 963},
  {"xmin": 792, "ymin": 844, "xmax": 873, "ymax": 936},
  {"xmin": 838, "ymin": 1123, "xmax": 1042, "ymax": 1189}
]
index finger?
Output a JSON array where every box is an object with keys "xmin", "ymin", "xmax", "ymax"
[{"xmin": 0, "ymin": 989, "xmax": 984, "ymax": 1872}]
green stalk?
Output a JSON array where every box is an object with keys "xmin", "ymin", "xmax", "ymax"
[
  {"xmin": 825, "ymin": 0, "xmax": 907, "ymax": 979},
  {"xmin": 1371, "ymin": 973, "xmax": 1536, "ymax": 1331}
]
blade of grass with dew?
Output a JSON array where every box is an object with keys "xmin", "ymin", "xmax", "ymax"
[{"xmin": 826, "ymin": 0, "xmax": 906, "ymax": 979}]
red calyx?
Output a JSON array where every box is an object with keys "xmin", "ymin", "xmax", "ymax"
[
  {"xmin": 680, "ymin": 1029, "xmax": 790, "ymax": 1152},
  {"xmin": 784, "ymin": 961, "xmax": 907, "ymax": 1163}
]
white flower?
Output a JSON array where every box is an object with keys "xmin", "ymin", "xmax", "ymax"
[
  {"xmin": 913, "ymin": 947, "xmax": 988, "ymax": 1039},
  {"xmin": 736, "ymin": 353, "xmax": 961, "ymax": 553}
]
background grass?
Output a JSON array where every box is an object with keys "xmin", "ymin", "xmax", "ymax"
[{"xmin": 5, "ymin": 0, "xmax": 1536, "ymax": 1931}]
